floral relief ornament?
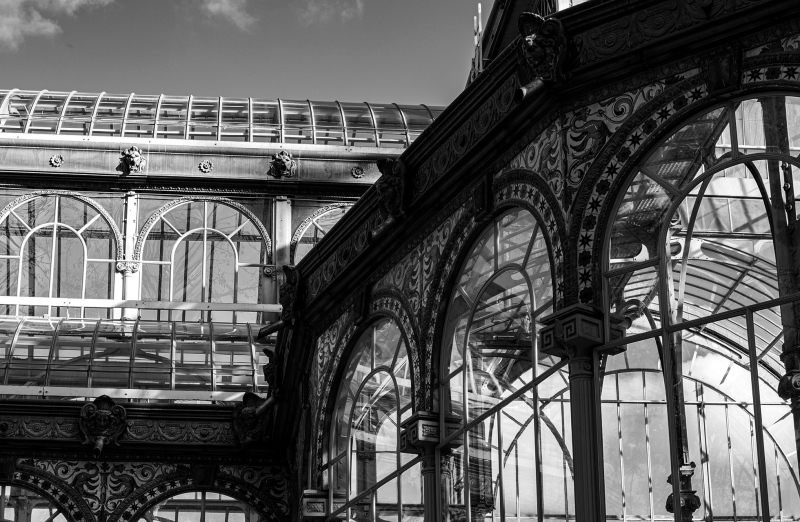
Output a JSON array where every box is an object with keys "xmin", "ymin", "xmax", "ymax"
[
  {"xmin": 49, "ymin": 154, "xmax": 64, "ymax": 168},
  {"xmin": 198, "ymin": 160, "xmax": 214, "ymax": 173},
  {"xmin": 118, "ymin": 146, "xmax": 147, "ymax": 175}
]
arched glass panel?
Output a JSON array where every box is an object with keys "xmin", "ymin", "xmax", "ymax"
[
  {"xmin": 439, "ymin": 208, "xmax": 571, "ymax": 521},
  {"xmin": 326, "ymin": 318, "xmax": 420, "ymax": 520},
  {"xmin": 135, "ymin": 491, "xmax": 262, "ymax": 522},
  {"xmin": 0, "ymin": 194, "xmax": 118, "ymax": 318},
  {"xmin": 605, "ymin": 94, "xmax": 800, "ymax": 520},
  {"xmin": 140, "ymin": 200, "xmax": 270, "ymax": 323},
  {"xmin": 291, "ymin": 205, "xmax": 351, "ymax": 265},
  {"xmin": 0, "ymin": 483, "xmax": 69, "ymax": 522}
]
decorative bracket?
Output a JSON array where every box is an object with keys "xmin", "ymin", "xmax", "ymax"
[
  {"xmin": 702, "ymin": 46, "xmax": 741, "ymax": 95},
  {"xmin": 666, "ymin": 462, "xmax": 702, "ymax": 517},
  {"xmin": 232, "ymin": 391, "xmax": 275, "ymax": 445},
  {"xmin": 78, "ymin": 395, "xmax": 127, "ymax": 457},
  {"xmin": 372, "ymin": 158, "xmax": 405, "ymax": 238},
  {"xmin": 515, "ymin": 12, "xmax": 568, "ymax": 102}
]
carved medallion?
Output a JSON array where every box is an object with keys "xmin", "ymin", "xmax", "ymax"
[
  {"xmin": 198, "ymin": 159, "xmax": 214, "ymax": 173},
  {"xmin": 49, "ymin": 154, "xmax": 64, "ymax": 168},
  {"xmin": 118, "ymin": 146, "xmax": 147, "ymax": 175},
  {"xmin": 268, "ymin": 151, "xmax": 297, "ymax": 178},
  {"xmin": 79, "ymin": 395, "xmax": 127, "ymax": 457}
]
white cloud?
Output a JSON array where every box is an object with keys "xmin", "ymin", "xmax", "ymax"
[
  {"xmin": 297, "ymin": 0, "xmax": 364, "ymax": 25},
  {"xmin": 0, "ymin": 0, "xmax": 113, "ymax": 51},
  {"xmin": 200, "ymin": 0, "xmax": 257, "ymax": 31}
]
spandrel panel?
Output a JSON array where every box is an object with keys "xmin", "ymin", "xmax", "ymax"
[
  {"xmin": 133, "ymin": 321, "xmax": 173, "ymax": 389},
  {"xmin": 91, "ymin": 321, "xmax": 135, "ymax": 388}
]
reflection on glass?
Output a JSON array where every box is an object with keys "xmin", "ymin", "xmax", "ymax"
[
  {"xmin": 604, "ymin": 94, "xmax": 800, "ymax": 518},
  {"xmin": 440, "ymin": 208, "xmax": 571, "ymax": 521},
  {"xmin": 326, "ymin": 318, "xmax": 419, "ymax": 518}
]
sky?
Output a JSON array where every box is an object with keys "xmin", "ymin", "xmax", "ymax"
[{"xmin": 0, "ymin": 0, "xmax": 482, "ymax": 107}]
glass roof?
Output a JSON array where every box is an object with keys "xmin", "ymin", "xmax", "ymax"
[
  {"xmin": 0, "ymin": 89, "xmax": 445, "ymax": 147},
  {"xmin": 0, "ymin": 317, "xmax": 270, "ymax": 401}
]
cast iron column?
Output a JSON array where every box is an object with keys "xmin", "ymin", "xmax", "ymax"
[{"xmin": 541, "ymin": 304, "xmax": 623, "ymax": 522}]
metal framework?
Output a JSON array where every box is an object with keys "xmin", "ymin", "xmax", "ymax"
[
  {"xmin": 0, "ymin": 89, "xmax": 444, "ymax": 147},
  {"xmin": 0, "ymin": 317, "xmax": 270, "ymax": 401}
]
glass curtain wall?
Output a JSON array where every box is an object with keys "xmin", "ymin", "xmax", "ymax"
[
  {"xmin": 605, "ymin": 95, "xmax": 800, "ymax": 520},
  {"xmin": 325, "ymin": 318, "xmax": 422, "ymax": 521},
  {"xmin": 438, "ymin": 209, "xmax": 573, "ymax": 521}
]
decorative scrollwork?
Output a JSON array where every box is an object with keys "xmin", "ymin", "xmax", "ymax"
[
  {"xmin": 118, "ymin": 146, "xmax": 147, "ymax": 175},
  {"xmin": 268, "ymin": 151, "xmax": 297, "ymax": 179},
  {"xmin": 79, "ymin": 395, "xmax": 127, "ymax": 457}
]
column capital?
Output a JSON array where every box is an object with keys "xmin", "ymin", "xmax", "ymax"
[
  {"xmin": 399, "ymin": 410, "xmax": 461, "ymax": 455},
  {"xmin": 300, "ymin": 490, "xmax": 346, "ymax": 520},
  {"xmin": 539, "ymin": 304, "xmax": 624, "ymax": 359}
]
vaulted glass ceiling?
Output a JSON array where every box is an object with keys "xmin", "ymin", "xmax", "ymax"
[{"xmin": 0, "ymin": 89, "xmax": 445, "ymax": 147}]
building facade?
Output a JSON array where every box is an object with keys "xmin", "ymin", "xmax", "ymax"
[{"xmin": 3, "ymin": 0, "xmax": 800, "ymax": 521}]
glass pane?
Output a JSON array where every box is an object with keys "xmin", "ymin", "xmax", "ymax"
[
  {"xmin": 6, "ymin": 319, "xmax": 57, "ymax": 387},
  {"xmin": 174, "ymin": 322, "xmax": 212, "ymax": 390},
  {"xmin": 213, "ymin": 323, "xmax": 254, "ymax": 391},
  {"xmin": 49, "ymin": 319, "xmax": 97, "ymax": 387},
  {"xmin": 133, "ymin": 320, "xmax": 173, "ymax": 389},
  {"xmin": 90, "ymin": 321, "xmax": 135, "ymax": 388}
]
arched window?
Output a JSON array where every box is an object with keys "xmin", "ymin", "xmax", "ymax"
[
  {"xmin": 605, "ymin": 94, "xmax": 800, "ymax": 519},
  {"xmin": 326, "ymin": 318, "xmax": 420, "ymax": 520},
  {"xmin": 439, "ymin": 208, "xmax": 572, "ymax": 520},
  {"xmin": 290, "ymin": 204, "xmax": 351, "ymax": 264},
  {"xmin": 0, "ymin": 192, "xmax": 120, "ymax": 318},
  {"xmin": 135, "ymin": 491, "xmax": 262, "ymax": 522},
  {"xmin": 138, "ymin": 198, "xmax": 271, "ymax": 323},
  {"xmin": 0, "ymin": 483, "xmax": 68, "ymax": 522}
]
